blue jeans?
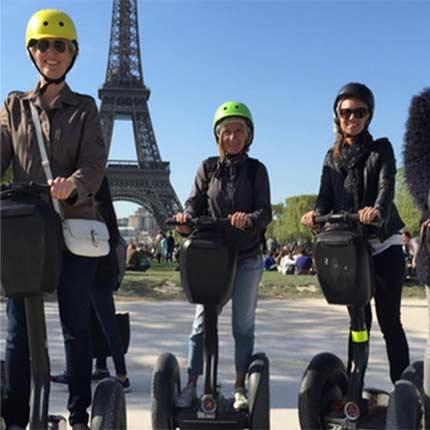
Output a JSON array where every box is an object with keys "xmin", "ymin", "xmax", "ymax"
[
  {"xmin": 4, "ymin": 251, "xmax": 97, "ymax": 427},
  {"xmin": 187, "ymin": 253, "xmax": 263, "ymax": 376},
  {"xmin": 90, "ymin": 275, "xmax": 127, "ymax": 376}
]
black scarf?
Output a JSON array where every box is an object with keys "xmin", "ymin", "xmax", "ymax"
[{"xmin": 336, "ymin": 131, "xmax": 374, "ymax": 212}]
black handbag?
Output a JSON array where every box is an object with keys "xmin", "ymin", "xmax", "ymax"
[
  {"xmin": 91, "ymin": 312, "xmax": 130, "ymax": 359},
  {"xmin": 0, "ymin": 183, "xmax": 62, "ymax": 297}
]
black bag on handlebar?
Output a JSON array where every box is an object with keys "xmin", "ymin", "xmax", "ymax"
[
  {"xmin": 0, "ymin": 185, "xmax": 62, "ymax": 297},
  {"xmin": 180, "ymin": 229, "xmax": 238, "ymax": 307},
  {"xmin": 314, "ymin": 226, "xmax": 374, "ymax": 306}
]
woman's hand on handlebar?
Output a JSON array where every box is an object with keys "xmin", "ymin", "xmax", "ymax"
[
  {"xmin": 48, "ymin": 177, "xmax": 76, "ymax": 200},
  {"xmin": 358, "ymin": 207, "xmax": 380, "ymax": 224},
  {"xmin": 301, "ymin": 210, "xmax": 319, "ymax": 229},
  {"xmin": 228, "ymin": 212, "xmax": 251, "ymax": 230},
  {"xmin": 174, "ymin": 212, "xmax": 192, "ymax": 235}
]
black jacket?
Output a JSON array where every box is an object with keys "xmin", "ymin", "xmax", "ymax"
[
  {"xmin": 184, "ymin": 154, "xmax": 272, "ymax": 259},
  {"xmin": 94, "ymin": 177, "xmax": 121, "ymax": 283},
  {"xmin": 315, "ymin": 137, "xmax": 404, "ymax": 241}
]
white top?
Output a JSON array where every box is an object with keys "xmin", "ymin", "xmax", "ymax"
[{"xmin": 370, "ymin": 232, "xmax": 403, "ymax": 256}]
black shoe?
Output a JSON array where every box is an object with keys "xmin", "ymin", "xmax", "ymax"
[
  {"xmin": 91, "ymin": 369, "xmax": 110, "ymax": 382},
  {"xmin": 50, "ymin": 373, "xmax": 68, "ymax": 384}
]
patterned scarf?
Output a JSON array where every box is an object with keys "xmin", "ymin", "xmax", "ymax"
[{"xmin": 337, "ymin": 131, "xmax": 374, "ymax": 212}]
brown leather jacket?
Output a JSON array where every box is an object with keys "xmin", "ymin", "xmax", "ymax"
[{"xmin": 1, "ymin": 83, "xmax": 107, "ymax": 219}]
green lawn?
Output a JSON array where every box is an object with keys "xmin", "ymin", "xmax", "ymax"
[{"xmin": 116, "ymin": 261, "xmax": 425, "ymax": 300}]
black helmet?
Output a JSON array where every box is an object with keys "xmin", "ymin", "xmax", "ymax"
[{"xmin": 334, "ymin": 82, "xmax": 375, "ymax": 121}]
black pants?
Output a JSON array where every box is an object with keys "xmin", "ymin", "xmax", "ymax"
[{"xmin": 348, "ymin": 245, "xmax": 410, "ymax": 384}]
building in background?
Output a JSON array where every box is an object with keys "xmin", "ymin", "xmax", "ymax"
[{"xmin": 117, "ymin": 207, "xmax": 158, "ymax": 245}]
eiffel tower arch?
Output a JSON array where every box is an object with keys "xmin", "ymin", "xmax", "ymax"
[{"xmin": 99, "ymin": 0, "xmax": 182, "ymax": 229}]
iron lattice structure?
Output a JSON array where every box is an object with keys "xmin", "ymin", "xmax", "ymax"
[{"xmin": 99, "ymin": 0, "xmax": 182, "ymax": 228}]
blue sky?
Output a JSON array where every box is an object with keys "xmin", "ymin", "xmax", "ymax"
[{"xmin": 1, "ymin": 0, "xmax": 429, "ymax": 218}]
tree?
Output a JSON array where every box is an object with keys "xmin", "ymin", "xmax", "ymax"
[
  {"xmin": 395, "ymin": 167, "xmax": 421, "ymax": 235},
  {"xmin": 269, "ymin": 194, "xmax": 317, "ymax": 244},
  {"xmin": 1, "ymin": 164, "xmax": 13, "ymax": 184}
]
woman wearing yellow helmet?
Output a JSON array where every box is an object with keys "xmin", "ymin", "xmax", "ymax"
[
  {"xmin": 1, "ymin": 9, "xmax": 107, "ymax": 430},
  {"xmin": 26, "ymin": 8, "xmax": 79, "ymax": 92},
  {"xmin": 174, "ymin": 101, "xmax": 272, "ymax": 411}
]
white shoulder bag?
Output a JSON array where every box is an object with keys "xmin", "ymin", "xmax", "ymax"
[{"xmin": 30, "ymin": 103, "xmax": 110, "ymax": 257}]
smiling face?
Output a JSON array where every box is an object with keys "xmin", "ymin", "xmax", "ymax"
[
  {"xmin": 338, "ymin": 97, "xmax": 370, "ymax": 137},
  {"xmin": 219, "ymin": 121, "xmax": 247, "ymax": 156},
  {"xmin": 30, "ymin": 38, "xmax": 74, "ymax": 82}
]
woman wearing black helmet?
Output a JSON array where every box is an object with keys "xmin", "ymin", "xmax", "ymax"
[
  {"xmin": 403, "ymin": 87, "xmax": 430, "ymax": 416},
  {"xmin": 1, "ymin": 9, "xmax": 106, "ymax": 430},
  {"xmin": 302, "ymin": 82, "xmax": 410, "ymax": 384}
]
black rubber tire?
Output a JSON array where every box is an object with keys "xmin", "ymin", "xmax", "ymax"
[
  {"xmin": 91, "ymin": 378, "xmax": 127, "ymax": 430},
  {"xmin": 151, "ymin": 352, "xmax": 181, "ymax": 430},
  {"xmin": 386, "ymin": 380, "xmax": 424, "ymax": 429},
  {"xmin": 248, "ymin": 352, "xmax": 270, "ymax": 430},
  {"xmin": 298, "ymin": 352, "xmax": 348, "ymax": 430}
]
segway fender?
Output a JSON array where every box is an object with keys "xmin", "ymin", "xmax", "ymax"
[
  {"xmin": 91, "ymin": 378, "xmax": 126, "ymax": 430},
  {"xmin": 386, "ymin": 380, "xmax": 424, "ymax": 429},
  {"xmin": 248, "ymin": 353, "xmax": 270, "ymax": 430}
]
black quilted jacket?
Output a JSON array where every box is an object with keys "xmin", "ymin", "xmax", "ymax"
[{"xmin": 315, "ymin": 138, "xmax": 404, "ymax": 242}]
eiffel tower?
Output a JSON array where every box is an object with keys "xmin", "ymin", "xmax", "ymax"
[{"xmin": 99, "ymin": 0, "xmax": 182, "ymax": 229}]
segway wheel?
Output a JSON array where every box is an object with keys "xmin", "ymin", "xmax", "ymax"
[
  {"xmin": 298, "ymin": 352, "xmax": 348, "ymax": 429},
  {"xmin": 151, "ymin": 352, "xmax": 181, "ymax": 430},
  {"xmin": 248, "ymin": 352, "xmax": 270, "ymax": 430},
  {"xmin": 386, "ymin": 380, "xmax": 424, "ymax": 429},
  {"xmin": 91, "ymin": 378, "xmax": 126, "ymax": 430}
]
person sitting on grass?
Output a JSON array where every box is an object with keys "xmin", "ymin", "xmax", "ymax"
[{"xmin": 263, "ymin": 252, "xmax": 278, "ymax": 271}]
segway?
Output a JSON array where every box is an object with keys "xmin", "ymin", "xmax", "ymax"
[
  {"xmin": 0, "ymin": 182, "xmax": 126, "ymax": 430},
  {"xmin": 151, "ymin": 216, "xmax": 270, "ymax": 430},
  {"xmin": 298, "ymin": 212, "xmax": 390, "ymax": 429}
]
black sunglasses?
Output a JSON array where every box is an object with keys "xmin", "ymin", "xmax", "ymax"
[
  {"xmin": 29, "ymin": 39, "xmax": 67, "ymax": 54},
  {"xmin": 339, "ymin": 107, "xmax": 368, "ymax": 120}
]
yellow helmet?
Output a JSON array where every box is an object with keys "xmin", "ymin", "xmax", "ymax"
[{"xmin": 25, "ymin": 9, "xmax": 78, "ymax": 48}]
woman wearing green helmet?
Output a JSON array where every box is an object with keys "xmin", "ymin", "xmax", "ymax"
[
  {"xmin": 174, "ymin": 101, "xmax": 272, "ymax": 410},
  {"xmin": 1, "ymin": 9, "xmax": 107, "ymax": 430}
]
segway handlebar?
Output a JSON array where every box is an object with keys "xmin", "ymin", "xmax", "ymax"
[
  {"xmin": 0, "ymin": 181, "xmax": 50, "ymax": 197},
  {"xmin": 314, "ymin": 213, "xmax": 360, "ymax": 225},
  {"xmin": 165, "ymin": 215, "xmax": 231, "ymax": 228},
  {"xmin": 314, "ymin": 212, "xmax": 382, "ymax": 228}
]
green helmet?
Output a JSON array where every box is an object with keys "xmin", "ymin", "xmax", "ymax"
[{"xmin": 213, "ymin": 101, "xmax": 254, "ymax": 145}]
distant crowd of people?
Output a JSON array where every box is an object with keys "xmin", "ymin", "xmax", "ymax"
[
  {"xmin": 125, "ymin": 231, "xmax": 179, "ymax": 271},
  {"xmin": 263, "ymin": 236, "xmax": 315, "ymax": 275},
  {"xmin": 263, "ymin": 231, "xmax": 423, "ymax": 284}
]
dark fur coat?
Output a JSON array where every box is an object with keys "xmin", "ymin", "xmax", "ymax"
[{"xmin": 404, "ymin": 88, "xmax": 430, "ymax": 285}]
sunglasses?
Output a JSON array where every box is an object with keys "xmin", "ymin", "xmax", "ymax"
[
  {"xmin": 30, "ymin": 39, "xmax": 67, "ymax": 54},
  {"xmin": 339, "ymin": 107, "xmax": 368, "ymax": 120}
]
